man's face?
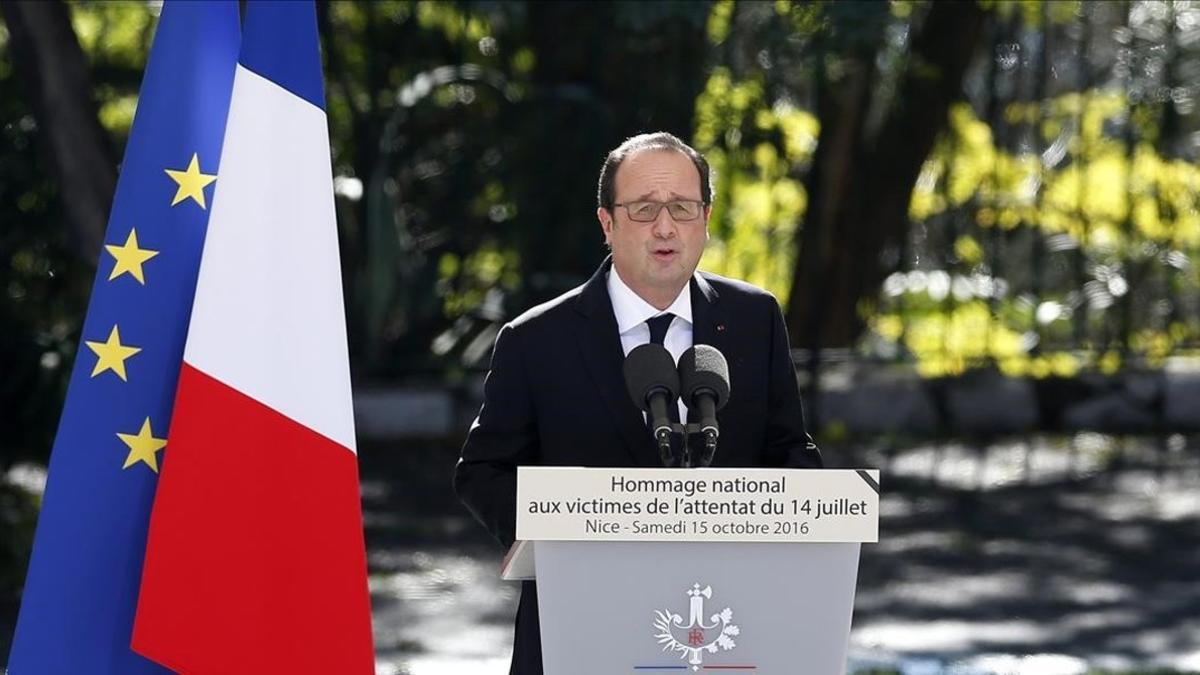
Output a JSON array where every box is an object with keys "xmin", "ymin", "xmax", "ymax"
[{"xmin": 598, "ymin": 150, "xmax": 710, "ymax": 306}]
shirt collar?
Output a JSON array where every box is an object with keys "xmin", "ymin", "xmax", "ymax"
[{"xmin": 607, "ymin": 266, "xmax": 693, "ymax": 334}]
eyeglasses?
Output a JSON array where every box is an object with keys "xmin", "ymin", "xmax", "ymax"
[{"xmin": 612, "ymin": 200, "xmax": 706, "ymax": 223}]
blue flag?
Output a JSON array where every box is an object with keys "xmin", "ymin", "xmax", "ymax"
[{"xmin": 7, "ymin": 2, "xmax": 239, "ymax": 672}]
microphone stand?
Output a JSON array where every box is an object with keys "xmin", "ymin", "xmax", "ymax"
[
  {"xmin": 673, "ymin": 422, "xmax": 717, "ymax": 468},
  {"xmin": 654, "ymin": 426, "xmax": 676, "ymax": 467}
]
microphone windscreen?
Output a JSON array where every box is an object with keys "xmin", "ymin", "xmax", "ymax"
[
  {"xmin": 623, "ymin": 343, "xmax": 680, "ymax": 412},
  {"xmin": 679, "ymin": 344, "xmax": 730, "ymax": 410}
]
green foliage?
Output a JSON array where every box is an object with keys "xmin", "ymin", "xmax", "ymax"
[
  {"xmin": 985, "ymin": 0, "xmax": 1082, "ymax": 27},
  {"xmin": 319, "ymin": 0, "xmax": 526, "ymax": 374},
  {"xmin": 879, "ymin": 87, "xmax": 1200, "ymax": 377},
  {"xmin": 5, "ymin": 0, "xmax": 1200, "ymax": 405},
  {"xmin": 690, "ymin": 0, "xmax": 904, "ymax": 311},
  {"xmin": 690, "ymin": 0, "xmax": 846, "ymax": 305},
  {"xmin": 694, "ymin": 67, "xmax": 815, "ymax": 305},
  {"xmin": 694, "ymin": 1, "xmax": 1200, "ymax": 377},
  {"xmin": 415, "ymin": 0, "xmax": 492, "ymax": 44},
  {"xmin": 706, "ymin": 0, "xmax": 735, "ymax": 45},
  {"xmin": 71, "ymin": 1, "xmax": 153, "ymax": 145},
  {"xmin": 437, "ymin": 245, "xmax": 520, "ymax": 319},
  {"xmin": 914, "ymin": 97, "xmax": 1200, "ymax": 251}
]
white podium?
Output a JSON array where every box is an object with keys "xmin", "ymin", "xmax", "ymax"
[{"xmin": 502, "ymin": 467, "xmax": 879, "ymax": 673}]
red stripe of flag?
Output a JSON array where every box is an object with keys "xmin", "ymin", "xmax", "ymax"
[{"xmin": 133, "ymin": 363, "xmax": 373, "ymax": 674}]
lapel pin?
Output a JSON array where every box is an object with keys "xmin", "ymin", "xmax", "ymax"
[{"xmin": 716, "ymin": 324, "xmax": 726, "ymax": 332}]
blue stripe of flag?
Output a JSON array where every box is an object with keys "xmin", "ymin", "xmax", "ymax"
[{"xmin": 238, "ymin": 0, "xmax": 326, "ymax": 110}]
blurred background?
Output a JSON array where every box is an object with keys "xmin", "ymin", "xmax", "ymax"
[{"xmin": 2, "ymin": 1, "xmax": 1200, "ymax": 673}]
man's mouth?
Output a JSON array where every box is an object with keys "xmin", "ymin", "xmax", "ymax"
[{"xmin": 651, "ymin": 247, "xmax": 678, "ymax": 260}]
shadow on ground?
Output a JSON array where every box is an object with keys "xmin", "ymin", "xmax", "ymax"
[{"xmin": 842, "ymin": 435, "xmax": 1200, "ymax": 673}]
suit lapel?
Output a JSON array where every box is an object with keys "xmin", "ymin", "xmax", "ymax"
[
  {"xmin": 689, "ymin": 273, "xmax": 731, "ymax": 422},
  {"xmin": 690, "ymin": 272, "xmax": 727, "ymax": 350},
  {"xmin": 573, "ymin": 258, "xmax": 661, "ymax": 467}
]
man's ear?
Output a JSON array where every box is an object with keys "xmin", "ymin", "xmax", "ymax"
[{"xmin": 596, "ymin": 206, "xmax": 613, "ymax": 245}]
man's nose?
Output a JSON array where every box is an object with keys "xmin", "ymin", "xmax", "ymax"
[{"xmin": 651, "ymin": 209, "xmax": 677, "ymax": 237}]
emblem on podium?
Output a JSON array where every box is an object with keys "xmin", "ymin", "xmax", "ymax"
[{"xmin": 652, "ymin": 583, "xmax": 741, "ymax": 669}]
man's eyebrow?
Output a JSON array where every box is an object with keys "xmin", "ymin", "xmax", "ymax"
[{"xmin": 626, "ymin": 191, "xmax": 702, "ymax": 201}]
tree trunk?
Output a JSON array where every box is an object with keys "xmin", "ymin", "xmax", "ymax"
[
  {"xmin": 786, "ymin": 1, "xmax": 987, "ymax": 349},
  {"xmin": 1, "ymin": 0, "xmax": 115, "ymax": 267}
]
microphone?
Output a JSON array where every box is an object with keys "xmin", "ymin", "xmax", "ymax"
[
  {"xmin": 623, "ymin": 343, "xmax": 682, "ymax": 467},
  {"xmin": 678, "ymin": 344, "xmax": 730, "ymax": 467}
]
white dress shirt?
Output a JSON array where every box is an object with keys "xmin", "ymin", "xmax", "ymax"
[{"xmin": 607, "ymin": 267, "xmax": 692, "ymax": 421}]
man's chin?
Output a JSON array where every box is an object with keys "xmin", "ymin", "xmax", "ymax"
[{"xmin": 646, "ymin": 272, "xmax": 691, "ymax": 293}]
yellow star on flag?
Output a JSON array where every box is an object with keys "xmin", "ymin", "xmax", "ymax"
[
  {"xmin": 84, "ymin": 325, "xmax": 141, "ymax": 381},
  {"xmin": 104, "ymin": 229, "xmax": 159, "ymax": 284},
  {"xmin": 164, "ymin": 153, "xmax": 217, "ymax": 209},
  {"xmin": 117, "ymin": 417, "xmax": 167, "ymax": 473}
]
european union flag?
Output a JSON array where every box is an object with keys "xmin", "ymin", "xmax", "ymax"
[{"xmin": 7, "ymin": 2, "xmax": 239, "ymax": 672}]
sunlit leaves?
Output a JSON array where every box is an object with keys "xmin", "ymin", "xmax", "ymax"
[
  {"xmin": 706, "ymin": 0, "xmax": 735, "ymax": 45},
  {"xmin": 984, "ymin": 0, "xmax": 1082, "ymax": 27},
  {"xmin": 891, "ymin": 82, "xmax": 1200, "ymax": 376},
  {"xmin": 876, "ymin": 301, "xmax": 1085, "ymax": 379},
  {"xmin": 66, "ymin": 2, "xmax": 153, "ymax": 147},
  {"xmin": 917, "ymin": 95, "xmax": 1200, "ymax": 253},
  {"xmin": 416, "ymin": 1, "xmax": 492, "ymax": 44},
  {"xmin": 510, "ymin": 47, "xmax": 535, "ymax": 76},
  {"xmin": 693, "ymin": 67, "xmax": 816, "ymax": 305},
  {"xmin": 70, "ymin": 2, "xmax": 152, "ymax": 72},
  {"xmin": 955, "ymin": 235, "xmax": 984, "ymax": 266},
  {"xmin": 694, "ymin": 68, "xmax": 763, "ymax": 149},
  {"xmin": 437, "ymin": 245, "xmax": 519, "ymax": 319},
  {"xmin": 777, "ymin": 1, "xmax": 827, "ymax": 38},
  {"xmin": 96, "ymin": 93, "xmax": 137, "ymax": 138}
]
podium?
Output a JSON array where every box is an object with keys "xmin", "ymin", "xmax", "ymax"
[{"xmin": 502, "ymin": 467, "xmax": 879, "ymax": 673}]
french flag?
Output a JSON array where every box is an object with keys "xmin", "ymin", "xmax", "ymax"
[{"xmin": 132, "ymin": 2, "xmax": 374, "ymax": 673}]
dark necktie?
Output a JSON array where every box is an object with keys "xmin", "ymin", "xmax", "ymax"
[
  {"xmin": 646, "ymin": 313, "xmax": 674, "ymax": 347},
  {"xmin": 645, "ymin": 313, "xmax": 680, "ymax": 427}
]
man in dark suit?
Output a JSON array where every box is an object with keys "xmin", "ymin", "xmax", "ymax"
[{"xmin": 454, "ymin": 132, "xmax": 821, "ymax": 674}]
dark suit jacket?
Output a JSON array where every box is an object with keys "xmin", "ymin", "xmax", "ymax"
[{"xmin": 453, "ymin": 257, "xmax": 821, "ymax": 674}]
